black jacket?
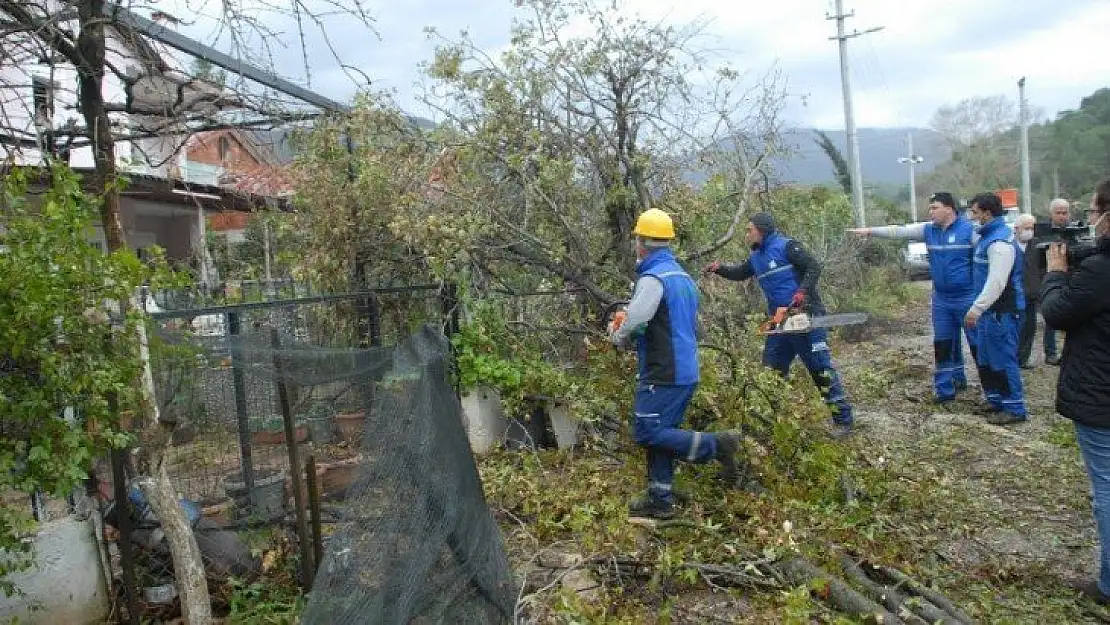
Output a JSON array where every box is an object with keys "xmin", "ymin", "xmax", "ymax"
[
  {"xmin": 1040, "ymin": 236, "xmax": 1110, "ymax": 427},
  {"xmin": 1021, "ymin": 237, "xmax": 1047, "ymax": 302}
]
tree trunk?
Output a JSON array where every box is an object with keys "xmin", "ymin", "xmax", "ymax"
[{"xmin": 76, "ymin": 1, "xmax": 212, "ymax": 622}]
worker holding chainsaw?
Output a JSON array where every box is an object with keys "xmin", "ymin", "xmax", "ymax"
[
  {"xmin": 608, "ymin": 208, "xmax": 742, "ymax": 520},
  {"xmin": 847, "ymin": 192, "xmax": 978, "ymax": 404},
  {"xmin": 703, "ymin": 212, "xmax": 855, "ymax": 438}
]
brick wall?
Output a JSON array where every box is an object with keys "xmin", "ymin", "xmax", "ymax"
[{"xmin": 186, "ymin": 131, "xmax": 260, "ymax": 170}]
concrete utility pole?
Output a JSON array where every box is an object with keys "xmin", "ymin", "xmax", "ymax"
[
  {"xmin": 1018, "ymin": 77, "xmax": 1032, "ymax": 215},
  {"xmin": 897, "ymin": 132, "xmax": 924, "ymax": 222},
  {"xmin": 828, "ymin": 0, "xmax": 883, "ymax": 227}
]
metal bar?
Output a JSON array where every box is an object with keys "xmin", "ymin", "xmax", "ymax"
[
  {"xmin": 227, "ymin": 312, "xmax": 255, "ymax": 497},
  {"xmin": 305, "ymin": 453, "xmax": 323, "ymax": 584},
  {"xmin": 367, "ymin": 294, "xmax": 382, "ymax": 347},
  {"xmin": 110, "ymin": 448, "xmax": 140, "ymax": 625},
  {"xmin": 269, "ymin": 327, "xmax": 314, "ymax": 586},
  {"xmin": 104, "ymin": 4, "xmax": 350, "ymax": 113},
  {"xmin": 147, "ymin": 286, "xmax": 441, "ymax": 320}
]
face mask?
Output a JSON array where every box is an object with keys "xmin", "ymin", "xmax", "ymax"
[{"xmin": 1017, "ymin": 230, "xmax": 1033, "ymax": 243}]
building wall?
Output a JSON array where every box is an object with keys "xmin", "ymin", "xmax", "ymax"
[
  {"xmin": 186, "ymin": 131, "xmax": 262, "ymax": 171},
  {"xmin": 0, "ymin": 516, "xmax": 111, "ymax": 625}
]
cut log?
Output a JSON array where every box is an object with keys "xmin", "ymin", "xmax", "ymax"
[
  {"xmin": 868, "ymin": 562, "xmax": 975, "ymax": 625},
  {"xmin": 778, "ymin": 555, "xmax": 904, "ymax": 625},
  {"xmin": 839, "ymin": 556, "xmax": 929, "ymax": 625}
]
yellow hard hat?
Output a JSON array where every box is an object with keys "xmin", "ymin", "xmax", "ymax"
[{"xmin": 633, "ymin": 208, "xmax": 675, "ymax": 240}]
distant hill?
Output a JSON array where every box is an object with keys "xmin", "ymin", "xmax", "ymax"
[{"xmin": 773, "ymin": 127, "xmax": 951, "ymax": 187}]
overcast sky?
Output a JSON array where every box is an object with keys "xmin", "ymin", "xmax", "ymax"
[{"xmin": 160, "ymin": 0, "xmax": 1109, "ymax": 130}]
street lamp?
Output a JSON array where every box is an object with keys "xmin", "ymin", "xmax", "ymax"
[{"xmin": 898, "ymin": 132, "xmax": 924, "ymax": 222}]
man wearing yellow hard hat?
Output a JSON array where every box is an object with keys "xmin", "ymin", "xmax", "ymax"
[{"xmin": 608, "ymin": 208, "xmax": 742, "ymax": 519}]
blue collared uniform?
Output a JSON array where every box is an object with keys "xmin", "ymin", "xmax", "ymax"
[
  {"xmin": 631, "ymin": 248, "xmax": 717, "ymax": 503},
  {"xmin": 971, "ymin": 217, "xmax": 1027, "ymax": 418},
  {"xmin": 924, "ymin": 216, "xmax": 979, "ymax": 401},
  {"xmin": 748, "ymin": 232, "xmax": 853, "ymax": 426}
]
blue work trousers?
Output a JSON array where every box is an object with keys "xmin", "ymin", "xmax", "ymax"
[
  {"xmin": 762, "ymin": 328, "xmax": 853, "ymax": 425},
  {"xmin": 932, "ymin": 293, "xmax": 977, "ymax": 401},
  {"xmin": 633, "ymin": 383, "xmax": 717, "ymax": 504},
  {"xmin": 974, "ymin": 311, "xmax": 1027, "ymax": 418},
  {"xmin": 1076, "ymin": 423, "xmax": 1110, "ymax": 596}
]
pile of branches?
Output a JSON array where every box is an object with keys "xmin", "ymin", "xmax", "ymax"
[{"xmin": 517, "ymin": 542, "xmax": 976, "ymax": 624}]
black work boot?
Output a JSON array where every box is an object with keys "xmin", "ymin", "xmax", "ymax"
[
  {"xmin": 985, "ymin": 412, "xmax": 1027, "ymax": 426},
  {"xmin": 715, "ymin": 432, "xmax": 740, "ymax": 483},
  {"xmin": 971, "ymin": 402, "xmax": 1001, "ymax": 417},
  {"xmin": 1068, "ymin": 578, "xmax": 1110, "ymax": 605},
  {"xmin": 628, "ymin": 494, "xmax": 674, "ymax": 520}
]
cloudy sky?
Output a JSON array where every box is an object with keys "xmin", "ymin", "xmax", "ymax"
[{"xmin": 161, "ymin": 0, "xmax": 1109, "ymax": 130}]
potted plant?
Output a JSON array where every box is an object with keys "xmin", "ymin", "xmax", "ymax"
[
  {"xmin": 334, "ymin": 407, "xmax": 365, "ymax": 446},
  {"xmin": 249, "ymin": 414, "xmax": 307, "ymax": 445}
]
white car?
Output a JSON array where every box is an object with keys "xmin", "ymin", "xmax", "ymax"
[{"xmin": 903, "ymin": 241, "xmax": 930, "ymax": 280}]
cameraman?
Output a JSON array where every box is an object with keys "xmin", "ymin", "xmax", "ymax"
[{"xmin": 1041, "ymin": 179, "xmax": 1110, "ymax": 604}]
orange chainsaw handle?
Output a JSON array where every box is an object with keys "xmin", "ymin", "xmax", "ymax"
[{"xmin": 758, "ymin": 305, "xmax": 800, "ymax": 335}]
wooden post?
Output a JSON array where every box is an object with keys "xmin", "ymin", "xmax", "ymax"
[{"xmin": 269, "ymin": 327, "xmax": 314, "ymax": 585}]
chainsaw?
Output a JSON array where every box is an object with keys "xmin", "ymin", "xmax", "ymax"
[{"xmin": 758, "ymin": 306, "xmax": 869, "ymax": 335}]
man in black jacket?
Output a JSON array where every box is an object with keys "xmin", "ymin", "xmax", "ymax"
[
  {"xmin": 1014, "ymin": 214, "xmax": 1045, "ymax": 368},
  {"xmin": 704, "ymin": 212, "xmax": 854, "ymax": 438},
  {"xmin": 1041, "ymin": 178, "xmax": 1110, "ymax": 605}
]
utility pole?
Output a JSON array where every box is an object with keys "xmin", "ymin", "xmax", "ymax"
[
  {"xmin": 1018, "ymin": 77, "xmax": 1032, "ymax": 215},
  {"xmin": 828, "ymin": 0, "xmax": 883, "ymax": 227},
  {"xmin": 897, "ymin": 132, "xmax": 924, "ymax": 222}
]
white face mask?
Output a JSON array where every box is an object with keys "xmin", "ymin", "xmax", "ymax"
[{"xmin": 1017, "ymin": 230, "xmax": 1034, "ymax": 243}]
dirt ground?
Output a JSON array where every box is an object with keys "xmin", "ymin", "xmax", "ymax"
[{"xmin": 835, "ymin": 280, "xmax": 1102, "ymax": 623}]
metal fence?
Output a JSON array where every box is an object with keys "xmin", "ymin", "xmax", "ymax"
[{"xmin": 99, "ymin": 283, "xmax": 459, "ymax": 622}]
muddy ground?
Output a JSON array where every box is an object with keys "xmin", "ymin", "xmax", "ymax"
[{"xmin": 835, "ymin": 280, "xmax": 1100, "ymax": 623}]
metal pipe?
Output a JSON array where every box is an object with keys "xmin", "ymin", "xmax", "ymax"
[{"xmin": 228, "ymin": 312, "xmax": 255, "ymax": 497}]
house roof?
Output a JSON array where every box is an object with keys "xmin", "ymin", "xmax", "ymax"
[{"xmin": 7, "ymin": 165, "xmax": 293, "ymax": 213}]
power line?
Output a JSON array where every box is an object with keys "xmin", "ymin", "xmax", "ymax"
[{"xmin": 826, "ymin": 0, "xmax": 883, "ymax": 227}]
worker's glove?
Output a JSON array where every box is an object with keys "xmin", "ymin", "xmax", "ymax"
[
  {"xmin": 790, "ymin": 289, "xmax": 807, "ymax": 308},
  {"xmin": 702, "ymin": 260, "xmax": 721, "ymax": 275},
  {"xmin": 607, "ymin": 310, "xmax": 627, "ymax": 336}
]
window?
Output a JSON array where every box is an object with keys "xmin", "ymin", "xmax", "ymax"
[
  {"xmin": 31, "ymin": 76, "xmax": 53, "ymax": 125},
  {"xmin": 218, "ymin": 135, "xmax": 232, "ymax": 162}
]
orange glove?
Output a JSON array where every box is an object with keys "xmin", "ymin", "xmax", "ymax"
[
  {"xmin": 702, "ymin": 260, "xmax": 721, "ymax": 275},
  {"xmin": 790, "ymin": 289, "xmax": 807, "ymax": 308},
  {"xmin": 607, "ymin": 310, "xmax": 627, "ymax": 335}
]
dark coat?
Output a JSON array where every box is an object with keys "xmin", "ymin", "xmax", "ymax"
[
  {"xmin": 1021, "ymin": 237, "xmax": 1047, "ymax": 302},
  {"xmin": 1040, "ymin": 236, "xmax": 1110, "ymax": 427}
]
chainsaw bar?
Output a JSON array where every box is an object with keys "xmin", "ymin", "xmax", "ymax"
[{"xmin": 762, "ymin": 312, "xmax": 870, "ymax": 335}]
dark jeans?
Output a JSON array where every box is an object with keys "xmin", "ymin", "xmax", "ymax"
[
  {"xmin": 1075, "ymin": 422, "xmax": 1110, "ymax": 595},
  {"xmin": 1018, "ymin": 299, "xmax": 1060, "ymax": 365}
]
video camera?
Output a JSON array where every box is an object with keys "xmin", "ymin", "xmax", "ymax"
[{"xmin": 1032, "ymin": 221, "xmax": 1098, "ymax": 270}]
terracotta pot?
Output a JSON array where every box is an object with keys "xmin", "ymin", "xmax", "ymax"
[
  {"xmin": 251, "ymin": 425, "xmax": 308, "ymax": 445},
  {"xmin": 335, "ymin": 410, "xmax": 366, "ymax": 445},
  {"xmin": 320, "ymin": 461, "xmax": 360, "ymax": 499}
]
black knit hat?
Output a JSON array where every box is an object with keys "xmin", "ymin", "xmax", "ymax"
[
  {"xmin": 749, "ymin": 212, "xmax": 776, "ymax": 235},
  {"xmin": 929, "ymin": 192, "xmax": 957, "ymax": 210}
]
